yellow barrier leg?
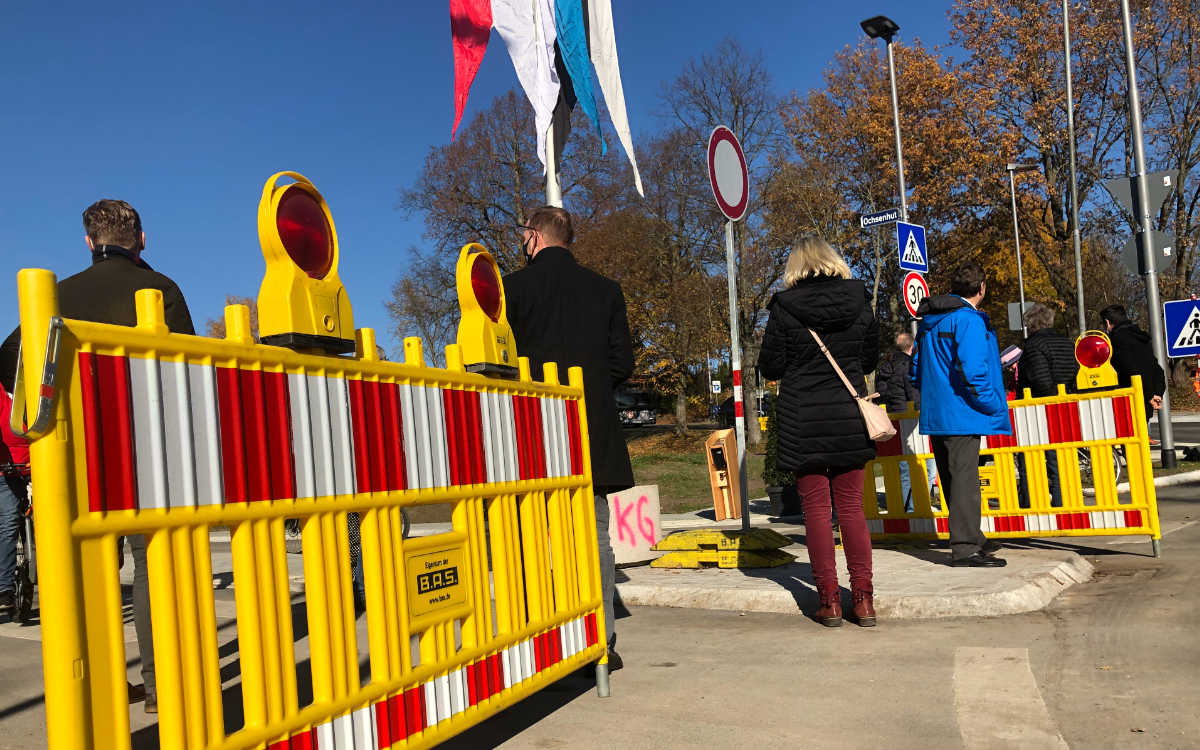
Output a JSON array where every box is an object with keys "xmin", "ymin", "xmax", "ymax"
[
  {"xmin": 147, "ymin": 526, "xmax": 187, "ymax": 748},
  {"xmin": 231, "ymin": 520, "xmax": 268, "ymax": 729},
  {"xmin": 20, "ymin": 269, "xmax": 90, "ymax": 750},
  {"xmin": 191, "ymin": 525, "xmax": 225, "ymax": 743},
  {"xmin": 80, "ymin": 534, "xmax": 129, "ymax": 750},
  {"xmin": 171, "ymin": 524, "xmax": 208, "ymax": 750},
  {"xmin": 301, "ymin": 513, "xmax": 334, "ymax": 705}
]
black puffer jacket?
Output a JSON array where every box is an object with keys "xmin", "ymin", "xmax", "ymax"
[
  {"xmin": 1015, "ymin": 327, "xmax": 1078, "ymax": 398},
  {"xmin": 1109, "ymin": 320, "xmax": 1166, "ymax": 411},
  {"xmin": 757, "ymin": 275, "xmax": 880, "ymax": 473},
  {"xmin": 877, "ymin": 350, "xmax": 919, "ymax": 413}
]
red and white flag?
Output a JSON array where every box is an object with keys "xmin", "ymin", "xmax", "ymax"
[{"xmin": 451, "ymin": 0, "xmax": 493, "ymax": 140}]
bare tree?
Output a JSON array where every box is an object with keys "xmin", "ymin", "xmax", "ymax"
[{"xmin": 656, "ymin": 37, "xmax": 788, "ymax": 444}]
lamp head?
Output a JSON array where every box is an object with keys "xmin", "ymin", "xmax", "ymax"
[
  {"xmin": 861, "ymin": 15, "xmax": 900, "ymax": 41},
  {"xmin": 1006, "ymin": 163, "xmax": 1039, "ymax": 173}
]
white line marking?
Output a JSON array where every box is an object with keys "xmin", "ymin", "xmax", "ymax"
[{"xmin": 955, "ymin": 647, "xmax": 1069, "ymax": 750}]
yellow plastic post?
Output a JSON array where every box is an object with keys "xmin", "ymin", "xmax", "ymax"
[{"xmin": 18, "ymin": 269, "xmax": 89, "ymax": 750}]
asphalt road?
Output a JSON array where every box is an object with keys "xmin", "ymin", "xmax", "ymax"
[
  {"xmin": 1, "ymin": 485, "xmax": 1197, "ymax": 749},
  {"xmin": 1150, "ymin": 420, "xmax": 1200, "ymax": 444}
]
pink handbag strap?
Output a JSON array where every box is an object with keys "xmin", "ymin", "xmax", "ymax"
[{"xmin": 808, "ymin": 329, "xmax": 876, "ymax": 401}]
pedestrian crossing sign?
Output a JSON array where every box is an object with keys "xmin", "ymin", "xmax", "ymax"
[
  {"xmin": 1165, "ymin": 299, "xmax": 1200, "ymax": 357},
  {"xmin": 897, "ymin": 221, "xmax": 928, "ymax": 273}
]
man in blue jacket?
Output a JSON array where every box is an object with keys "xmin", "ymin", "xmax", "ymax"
[{"xmin": 912, "ymin": 262, "xmax": 1011, "ymax": 567}]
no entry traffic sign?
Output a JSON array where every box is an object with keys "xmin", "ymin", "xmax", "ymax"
[
  {"xmin": 707, "ymin": 126, "xmax": 749, "ymax": 221},
  {"xmin": 903, "ymin": 272, "xmax": 928, "ymax": 318}
]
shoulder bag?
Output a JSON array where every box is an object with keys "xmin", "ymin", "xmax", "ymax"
[{"xmin": 808, "ymin": 329, "xmax": 897, "ymax": 442}]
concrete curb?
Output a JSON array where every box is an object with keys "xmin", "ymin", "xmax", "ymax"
[{"xmin": 615, "ymin": 549, "xmax": 1094, "ymax": 620}]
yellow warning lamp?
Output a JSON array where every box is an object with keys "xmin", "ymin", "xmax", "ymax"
[
  {"xmin": 455, "ymin": 243, "xmax": 518, "ymax": 377},
  {"xmin": 1075, "ymin": 330, "xmax": 1119, "ymax": 390},
  {"xmin": 257, "ymin": 171, "xmax": 355, "ymax": 353}
]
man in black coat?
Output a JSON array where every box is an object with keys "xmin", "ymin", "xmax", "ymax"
[
  {"xmin": 504, "ymin": 206, "xmax": 633, "ymax": 670},
  {"xmin": 1014, "ymin": 303, "xmax": 1078, "ymax": 508},
  {"xmin": 0, "ymin": 200, "xmax": 194, "ymax": 713},
  {"xmin": 1100, "ymin": 305, "xmax": 1166, "ymax": 417},
  {"xmin": 877, "ymin": 333, "xmax": 935, "ymax": 513}
]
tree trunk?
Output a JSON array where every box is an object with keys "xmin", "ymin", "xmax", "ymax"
[{"xmin": 675, "ymin": 385, "xmax": 689, "ymax": 436}]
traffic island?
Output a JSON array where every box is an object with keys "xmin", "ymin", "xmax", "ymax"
[{"xmin": 615, "ymin": 522, "xmax": 1094, "ymax": 619}]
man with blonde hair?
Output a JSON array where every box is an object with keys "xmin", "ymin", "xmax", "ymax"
[
  {"xmin": 0, "ymin": 199, "xmax": 194, "ymax": 712},
  {"xmin": 505, "ymin": 205, "xmax": 634, "ymax": 672}
]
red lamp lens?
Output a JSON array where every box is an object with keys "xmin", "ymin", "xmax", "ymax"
[
  {"xmin": 276, "ymin": 186, "xmax": 333, "ymax": 279},
  {"xmin": 1076, "ymin": 335, "xmax": 1111, "ymax": 368},
  {"xmin": 471, "ymin": 256, "xmax": 502, "ymax": 322}
]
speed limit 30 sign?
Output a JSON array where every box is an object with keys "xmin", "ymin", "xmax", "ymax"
[{"xmin": 903, "ymin": 271, "xmax": 928, "ymax": 318}]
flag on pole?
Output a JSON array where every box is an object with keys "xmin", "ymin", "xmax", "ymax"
[
  {"xmin": 553, "ymin": 0, "xmax": 605, "ymax": 155},
  {"xmin": 587, "ymin": 0, "xmax": 642, "ymax": 195},
  {"xmin": 450, "ymin": 0, "xmax": 493, "ymax": 140},
  {"xmin": 493, "ymin": 0, "xmax": 560, "ymax": 172}
]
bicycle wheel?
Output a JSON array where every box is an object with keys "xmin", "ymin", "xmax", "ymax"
[{"xmin": 13, "ymin": 534, "xmax": 33, "ymax": 624}]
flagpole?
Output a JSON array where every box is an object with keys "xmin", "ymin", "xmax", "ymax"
[{"xmin": 545, "ymin": 118, "xmax": 562, "ymax": 207}]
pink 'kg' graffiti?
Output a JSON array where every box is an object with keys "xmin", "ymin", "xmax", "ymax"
[{"xmin": 613, "ymin": 495, "xmax": 656, "ymax": 548}]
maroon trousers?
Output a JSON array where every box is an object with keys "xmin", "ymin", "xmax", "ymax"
[{"xmin": 795, "ymin": 466, "xmax": 872, "ymax": 592}]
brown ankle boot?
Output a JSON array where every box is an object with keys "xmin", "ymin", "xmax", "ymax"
[
  {"xmin": 851, "ymin": 586, "xmax": 876, "ymax": 627},
  {"xmin": 815, "ymin": 587, "xmax": 843, "ymax": 627}
]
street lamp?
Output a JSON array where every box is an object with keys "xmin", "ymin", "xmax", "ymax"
[
  {"xmin": 1060, "ymin": 0, "xmax": 1086, "ymax": 334},
  {"xmin": 861, "ymin": 15, "xmax": 914, "ymax": 335},
  {"xmin": 860, "ymin": 16, "xmax": 907, "ymax": 223},
  {"xmin": 1006, "ymin": 163, "xmax": 1039, "ymax": 337}
]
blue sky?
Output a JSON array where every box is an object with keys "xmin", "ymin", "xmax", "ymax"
[{"xmin": 0, "ymin": 1, "xmax": 956, "ymax": 352}]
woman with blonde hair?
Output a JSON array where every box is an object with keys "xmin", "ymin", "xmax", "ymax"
[{"xmin": 758, "ymin": 235, "xmax": 880, "ymax": 627}]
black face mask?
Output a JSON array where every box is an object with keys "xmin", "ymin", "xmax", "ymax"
[{"xmin": 522, "ymin": 233, "xmax": 535, "ymax": 264}]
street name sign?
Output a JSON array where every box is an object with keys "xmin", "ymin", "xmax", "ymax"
[
  {"xmin": 707, "ymin": 126, "xmax": 749, "ymax": 221},
  {"xmin": 1164, "ymin": 299, "xmax": 1200, "ymax": 358},
  {"xmin": 897, "ymin": 221, "xmax": 928, "ymax": 273},
  {"xmin": 903, "ymin": 272, "xmax": 928, "ymax": 318},
  {"xmin": 860, "ymin": 208, "xmax": 901, "ymax": 229}
]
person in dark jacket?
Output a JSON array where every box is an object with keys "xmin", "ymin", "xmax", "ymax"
[
  {"xmin": 878, "ymin": 333, "xmax": 937, "ymax": 513},
  {"xmin": 504, "ymin": 206, "xmax": 633, "ymax": 668},
  {"xmin": 912, "ymin": 262, "xmax": 1009, "ymax": 567},
  {"xmin": 1013, "ymin": 303, "xmax": 1078, "ymax": 508},
  {"xmin": 0, "ymin": 200, "xmax": 193, "ymax": 713},
  {"xmin": 758, "ymin": 236, "xmax": 879, "ymax": 627},
  {"xmin": 1100, "ymin": 305, "xmax": 1166, "ymax": 417}
]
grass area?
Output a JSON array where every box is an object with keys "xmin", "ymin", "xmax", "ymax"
[
  {"xmin": 1152, "ymin": 460, "xmax": 1200, "ymax": 477},
  {"xmin": 625, "ymin": 427, "xmax": 766, "ymax": 514}
]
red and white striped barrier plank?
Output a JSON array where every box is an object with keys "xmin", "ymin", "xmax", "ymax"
[
  {"xmin": 876, "ymin": 416, "xmax": 930, "ymax": 458},
  {"xmin": 868, "ymin": 509, "xmax": 1145, "ymax": 536},
  {"xmin": 77, "ymin": 354, "xmax": 585, "ymax": 511},
  {"xmin": 984, "ymin": 396, "xmax": 1136, "ymax": 450},
  {"xmin": 278, "ymin": 615, "xmax": 598, "ymax": 750}
]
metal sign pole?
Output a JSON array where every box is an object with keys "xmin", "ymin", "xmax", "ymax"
[
  {"xmin": 1062, "ymin": 0, "xmax": 1087, "ymax": 334},
  {"xmin": 1008, "ymin": 170, "xmax": 1028, "ymax": 338},
  {"xmin": 884, "ymin": 36, "xmax": 917, "ymax": 337},
  {"xmin": 1119, "ymin": 0, "xmax": 1176, "ymax": 468},
  {"xmin": 725, "ymin": 219, "xmax": 750, "ymax": 531}
]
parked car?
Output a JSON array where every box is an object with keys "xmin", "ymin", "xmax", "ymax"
[
  {"xmin": 716, "ymin": 397, "xmax": 735, "ymax": 428},
  {"xmin": 616, "ymin": 387, "xmax": 658, "ymax": 426}
]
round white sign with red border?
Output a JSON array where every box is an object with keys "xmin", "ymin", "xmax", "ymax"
[
  {"xmin": 903, "ymin": 271, "xmax": 928, "ymax": 318},
  {"xmin": 707, "ymin": 126, "xmax": 749, "ymax": 221}
]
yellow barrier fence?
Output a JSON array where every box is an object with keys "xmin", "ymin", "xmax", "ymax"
[
  {"xmin": 865, "ymin": 377, "xmax": 1161, "ymax": 550},
  {"xmin": 16, "ymin": 269, "xmax": 608, "ymax": 750}
]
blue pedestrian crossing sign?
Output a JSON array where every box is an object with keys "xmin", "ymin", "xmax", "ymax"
[
  {"xmin": 1165, "ymin": 299, "xmax": 1200, "ymax": 358},
  {"xmin": 897, "ymin": 221, "xmax": 928, "ymax": 273}
]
